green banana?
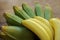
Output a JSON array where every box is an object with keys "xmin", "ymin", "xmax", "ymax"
[
  {"xmin": 22, "ymin": 3, "xmax": 35, "ymax": 18},
  {"xmin": 0, "ymin": 31, "xmax": 5, "ymax": 40},
  {"xmin": 22, "ymin": 19, "xmax": 51, "ymax": 40},
  {"xmin": 49, "ymin": 18, "xmax": 60, "ymax": 40},
  {"xmin": 1, "ymin": 26, "xmax": 35, "ymax": 40},
  {"xmin": 0, "ymin": 31, "xmax": 14, "ymax": 40},
  {"xmin": 4, "ymin": 12, "xmax": 23, "ymax": 26},
  {"xmin": 44, "ymin": 4, "xmax": 53, "ymax": 20},
  {"xmin": 13, "ymin": 6, "xmax": 30, "ymax": 19},
  {"xmin": 5, "ymin": 35, "xmax": 15, "ymax": 40},
  {"xmin": 35, "ymin": 2, "xmax": 44, "ymax": 17}
]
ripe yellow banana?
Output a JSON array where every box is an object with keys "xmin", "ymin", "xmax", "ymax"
[
  {"xmin": 29, "ymin": 18, "xmax": 53, "ymax": 40},
  {"xmin": 34, "ymin": 16, "xmax": 50, "ymax": 26},
  {"xmin": 49, "ymin": 18, "xmax": 60, "ymax": 40},
  {"xmin": 22, "ymin": 19, "xmax": 51, "ymax": 40},
  {"xmin": 34, "ymin": 16, "xmax": 54, "ymax": 34}
]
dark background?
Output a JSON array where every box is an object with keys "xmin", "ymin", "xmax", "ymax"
[{"xmin": 0, "ymin": 0, "xmax": 60, "ymax": 26}]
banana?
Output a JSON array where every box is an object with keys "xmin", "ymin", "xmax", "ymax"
[
  {"xmin": 0, "ymin": 31, "xmax": 6, "ymax": 39},
  {"xmin": 34, "ymin": 16, "xmax": 54, "ymax": 33},
  {"xmin": 13, "ymin": 6, "xmax": 30, "ymax": 19},
  {"xmin": 0, "ymin": 30, "xmax": 15, "ymax": 40},
  {"xmin": 49, "ymin": 18, "xmax": 60, "ymax": 40},
  {"xmin": 0, "ymin": 31, "xmax": 6, "ymax": 36},
  {"xmin": 2, "ymin": 26, "xmax": 36, "ymax": 40},
  {"xmin": 5, "ymin": 35, "xmax": 15, "ymax": 40},
  {"xmin": 35, "ymin": 2, "xmax": 44, "ymax": 17},
  {"xmin": 29, "ymin": 18, "xmax": 53, "ymax": 40},
  {"xmin": 4, "ymin": 12, "xmax": 23, "ymax": 26},
  {"xmin": 22, "ymin": 3, "xmax": 35, "ymax": 18},
  {"xmin": 44, "ymin": 4, "xmax": 53, "ymax": 20},
  {"xmin": 22, "ymin": 19, "xmax": 51, "ymax": 40}
]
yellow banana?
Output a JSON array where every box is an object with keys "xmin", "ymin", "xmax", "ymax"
[
  {"xmin": 22, "ymin": 19, "xmax": 51, "ymax": 40},
  {"xmin": 49, "ymin": 18, "xmax": 60, "ymax": 40},
  {"xmin": 34, "ymin": 16, "xmax": 54, "ymax": 33},
  {"xmin": 34, "ymin": 16, "xmax": 50, "ymax": 26},
  {"xmin": 29, "ymin": 18, "xmax": 53, "ymax": 40}
]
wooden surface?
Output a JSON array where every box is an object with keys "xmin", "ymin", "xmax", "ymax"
[{"xmin": 0, "ymin": 0, "xmax": 60, "ymax": 26}]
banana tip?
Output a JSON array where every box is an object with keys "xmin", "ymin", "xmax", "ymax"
[{"xmin": 1, "ymin": 26, "xmax": 7, "ymax": 32}]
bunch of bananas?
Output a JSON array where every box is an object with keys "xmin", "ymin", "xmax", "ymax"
[{"xmin": 0, "ymin": 2, "xmax": 60, "ymax": 40}]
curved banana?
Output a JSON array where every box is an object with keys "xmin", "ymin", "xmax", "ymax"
[
  {"xmin": 29, "ymin": 18, "xmax": 53, "ymax": 40},
  {"xmin": 13, "ymin": 6, "xmax": 30, "ymax": 19},
  {"xmin": 44, "ymin": 4, "xmax": 53, "ymax": 20},
  {"xmin": 22, "ymin": 3, "xmax": 35, "ymax": 18},
  {"xmin": 34, "ymin": 16, "xmax": 54, "ymax": 34},
  {"xmin": 34, "ymin": 2, "xmax": 44, "ymax": 17},
  {"xmin": 0, "ymin": 31, "xmax": 6, "ymax": 40},
  {"xmin": 22, "ymin": 19, "xmax": 51, "ymax": 40},
  {"xmin": 34, "ymin": 16, "xmax": 50, "ymax": 26},
  {"xmin": 49, "ymin": 18, "xmax": 60, "ymax": 40},
  {"xmin": 2, "ymin": 26, "xmax": 35, "ymax": 40}
]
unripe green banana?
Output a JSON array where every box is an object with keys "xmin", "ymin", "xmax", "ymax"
[
  {"xmin": 13, "ymin": 6, "xmax": 30, "ymax": 19},
  {"xmin": 35, "ymin": 2, "xmax": 44, "ymax": 17},
  {"xmin": 0, "ymin": 31, "xmax": 14, "ymax": 40},
  {"xmin": 5, "ymin": 35, "xmax": 15, "ymax": 40},
  {"xmin": 22, "ymin": 3, "xmax": 35, "ymax": 18},
  {"xmin": 4, "ymin": 12, "xmax": 23, "ymax": 26},
  {"xmin": 0, "ymin": 31, "xmax": 5, "ymax": 40},
  {"xmin": 49, "ymin": 18, "xmax": 60, "ymax": 40},
  {"xmin": 44, "ymin": 4, "xmax": 53, "ymax": 20},
  {"xmin": 1, "ymin": 26, "xmax": 36, "ymax": 40}
]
